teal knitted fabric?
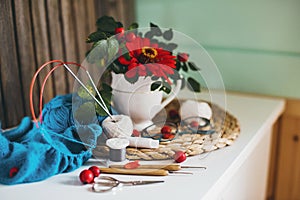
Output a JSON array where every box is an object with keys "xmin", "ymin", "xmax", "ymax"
[{"xmin": 0, "ymin": 94, "xmax": 104, "ymax": 185}]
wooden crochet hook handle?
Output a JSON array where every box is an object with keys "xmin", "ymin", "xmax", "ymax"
[{"xmin": 100, "ymin": 168, "xmax": 168, "ymax": 176}]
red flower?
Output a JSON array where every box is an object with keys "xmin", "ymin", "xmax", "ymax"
[{"xmin": 118, "ymin": 36, "xmax": 176, "ymax": 83}]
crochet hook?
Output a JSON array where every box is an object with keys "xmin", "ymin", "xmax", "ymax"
[
  {"xmin": 100, "ymin": 168, "xmax": 192, "ymax": 176},
  {"xmin": 100, "ymin": 168, "xmax": 168, "ymax": 176},
  {"xmin": 63, "ymin": 63, "xmax": 113, "ymax": 119},
  {"xmin": 109, "ymin": 164, "xmax": 206, "ymax": 171}
]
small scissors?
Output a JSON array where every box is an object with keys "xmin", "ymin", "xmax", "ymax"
[{"xmin": 92, "ymin": 176, "xmax": 164, "ymax": 193}]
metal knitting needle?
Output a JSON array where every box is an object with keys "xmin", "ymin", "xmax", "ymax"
[
  {"xmin": 63, "ymin": 63, "xmax": 113, "ymax": 119},
  {"xmin": 85, "ymin": 70, "xmax": 110, "ymax": 116},
  {"xmin": 181, "ymin": 166, "xmax": 207, "ymax": 170},
  {"xmin": 168, "ymin": 171, "xmax": 193, "ymax": 175}
]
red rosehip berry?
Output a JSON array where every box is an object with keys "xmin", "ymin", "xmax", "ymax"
[
  {"xmin": 88, "ymin": 166, "xmax": 100, "ymax": 177},
  {"xmin": 161, "ymin": 125, "xmax": 172, "ymax": 134},
  {"xmin": 177, "ymin": 53, "xmax": 189, "ymax": 62},
  {"xmin": 132, "ymin": 129, "xmax": 140, "ymax": 137},
  {"xmin": 162, "ymin": 133, "xmax": 175, "ymax": 140},
  {"xmin": 115, "ymin": 27, "xmax": 125, "ymax": 34},
  {"xmin": 190, "ymin": 121, "xmax": 199, "ymax": 128},
  {"xmin": 125, "ymin": 32, "xmax": 136, "ymax": 42},
  {"xmin": 174, "ymin": 151, "xmax": 186, "ymax": 163},
  {"xmin": 79, "ymin": 169, "xmax": 94, "ymax": 184},
  {"xmin": 9, "ymin": 167, "xmax": 19, "ymax": 178},
  {"xmin": 124, "ymin": 160, "xmax": 140, "ymax": 169},
  {"xmin": 115, "ymin": 27, "xmax": 125, "ymax": 40}
]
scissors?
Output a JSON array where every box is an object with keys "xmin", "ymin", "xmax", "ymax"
[{"xmin": 92, "ymin": 176, "xmax": 164, "ymax": 193}]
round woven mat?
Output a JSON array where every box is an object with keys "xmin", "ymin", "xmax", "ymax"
[
  {"xmin": 93, "ymin": 99, "xmax": 240, "ymax": 160},
  {"xmin": 125, "ymin": 100, "xmax": 240, "ymax": 160}
]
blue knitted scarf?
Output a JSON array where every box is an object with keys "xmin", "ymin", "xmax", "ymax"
[{"xmin": 0, "ymin": 94, "xmax": 106, "ymax": 185}]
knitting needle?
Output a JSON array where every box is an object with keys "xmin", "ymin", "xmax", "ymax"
[
  {"xmin": 181, "ymin": 166, "xmax": 207, "ymax": 169},
  {"xmin": 63, "ymin": 63, "xmax": 113, "ymax": 119},
  {"xmin": 84, "ymin": 70, "xmax": 111, "ymax": 116},
  {"xmin": 168, "ymin": 171, "xmax": 193, "ymax": 175}
]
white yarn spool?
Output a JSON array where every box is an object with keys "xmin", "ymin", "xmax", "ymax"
[
  {"xmin": 102, "ymin": 115, "xmax": 133, "ymax": 138},
  {"xmin": 106, "ymin": 138, "xmax": 129, "ymax": 162}
]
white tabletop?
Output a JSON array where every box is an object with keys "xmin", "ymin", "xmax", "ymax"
[{"xmin": 0, "ymin": 91, "xmax": 285, "ymax": 200}]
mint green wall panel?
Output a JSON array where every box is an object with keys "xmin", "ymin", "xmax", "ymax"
[
  {"xmin": 207, "ymin": 49, "xmax": 300, "ymax": 98},
  {"xmin": 136, "ymin": 0, "xmax": 300, "ymax": 53},
  {"xmin": 136, "ymin": 0, "xmax": 300, "ymax": 99}
]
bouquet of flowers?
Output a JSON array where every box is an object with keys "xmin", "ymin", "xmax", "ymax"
[{"xmin": 85, "ymin": 16, "xmax": 201, "ymax": 95}]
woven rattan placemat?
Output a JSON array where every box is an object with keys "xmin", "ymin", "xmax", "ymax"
[{"xmin": 93, "ymin": 99, "xmax": 240, "ymax": 160}]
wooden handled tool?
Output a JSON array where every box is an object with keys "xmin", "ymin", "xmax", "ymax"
[
  {"xmin": 109, "ymin": 164, "xmax": 206, "ymax": 171},
  {"xmin": 100, "ymin": 168, "xmax": 169, "ymax": 176}
]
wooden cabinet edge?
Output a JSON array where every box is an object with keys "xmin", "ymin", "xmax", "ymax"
[
  {"xmin": 283, "ymin": 99, "xmax": 300, "ymax": 118},
  {"xmin": 270, "ymin": 98, "xmax": 300, "ymax": 200}
]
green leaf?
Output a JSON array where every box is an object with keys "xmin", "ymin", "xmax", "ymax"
[
  {"xmin": 182, "ymin": 62, "xmax": 188, "ymax": 72},
  {"xmin": 86, "ymin": 40, "xmax": 108, "ymax": 63},
  {"xmin": 77, "ymin": 85, "xmax": 95, "ymax": 99},
  {"xmin": 110, "ymin": 63, "xmax": 122, "ymax": 73},
  {"xmin": 150, "ymin": 22, "xmax": 162, "ymax": 36},
  {"xmin": 145, "ymin": 31, "xmax": 154, "ymax": 39},
  {"xmin": 95, "ymin": 94, "xmax": 112, "ymax": 116},
  {"xmin": 107, "ymin": 38, "xmax": 119, "ymax": 61},
  {"xmin": 169, "ymin": 70, "xmax": 180, "ymax": 80},
  {"xmin": 160, "ymin": 82, "xmax": 171, "ymax": 94},
  {"xmin": 150, "ymin": 38, "xmax": 159, "ymax": 44},
  {"xmin": 187, "ymin": 77, "xmax": 201, "ymax": 92},
  {"xmin": 150, "ymin": 22, "xmax": 159, "ymax": 28},
  {"xmin": 151, "ymin": 81, "xmax": 161, "ymax": 91},
  {"xmin": 74, "ymin": 102, "xmax": 96, "ymax": 124},
  {"xmin": 92, "ymin": 39, "xmax": 108, "ymax": 49},
  {"xmin": 180, "ymin": 78, "xmax": 186, "ymax": 90},
  {"xmin": 95, "ymin": 101, "xmax": 110, "ymax": 116},
  {"xmin": 176, "ymin": 61, "xmax": 181, "ymax": 71},
  {"xmin": 124, "ymin": 74, "xmax": 139, "ymax": 84},
  {"xmin": 166, "ymin": 43, "xmax": 178, "ymax": 51},
  {"xmin": 137, "ymin": 32, "xmax": 143, "ymax": 37},
  {"xmin": 101, "ymin": 83, "xmax": 112, "ymax": 92},
  {"xmin": 94, "ymin": 82, "xmax": 112, "ymax": 116},
  {"xmin": 188, "ymin": 62, "xmax": 201, "ymax": 71},
  {"xmin": 86, "ymin": 31, "xmax": 107, "ymax": 43},
  {"xmin": 116, "ymin": 21, "xmax": 123, "ymax": 28},
  {"xmin": 158, "ymin": 42, "xmax": 167, "ymax": 50},
  {"xmin": 86, "ymin": 50, "xmax": 99, "ymax": 64},
  {"xmin": 129, "ymin": 22, "xmax": 139, "ymax": 30},
  {"xmin": 96, "ymin": 16, "xmax": 118, "ymax": 33},
  {"xmin": 111, "ymin": 62, "xmax": 128, "ymax": 74},
  {"xmin": 163, "ymin": 28, "xmax": 173, "ymax": 41},
  {"xmin": 151, "ymin": 76, "xmax": 159, "ymax": 81}
]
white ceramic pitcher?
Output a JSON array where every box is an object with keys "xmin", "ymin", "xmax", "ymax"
[{"xmin": 111, "ymin": 73, "xmax": 182, "ymax": 130}]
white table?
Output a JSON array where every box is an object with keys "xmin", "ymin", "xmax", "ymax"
[{"xmin": 0, "ymin": 91, "xmax": 285, "ymax": 200}]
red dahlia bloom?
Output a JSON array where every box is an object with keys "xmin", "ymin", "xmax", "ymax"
[{"xmin": 118, "ymin": 36, "xmax": 176, "ymax": 83}]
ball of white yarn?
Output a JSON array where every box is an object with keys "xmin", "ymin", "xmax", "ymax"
[
  {"xmin": 180, "ymin": 100, "xmax": 212, "ymax": 120},
  {"xmin": 102, "ymin": 115, "xmax": 133, "ymax": 138}
]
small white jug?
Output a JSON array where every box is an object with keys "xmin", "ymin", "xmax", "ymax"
[{"xmin": 111, "ymin": 73, "xmax": 181, "ymax": 130}]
